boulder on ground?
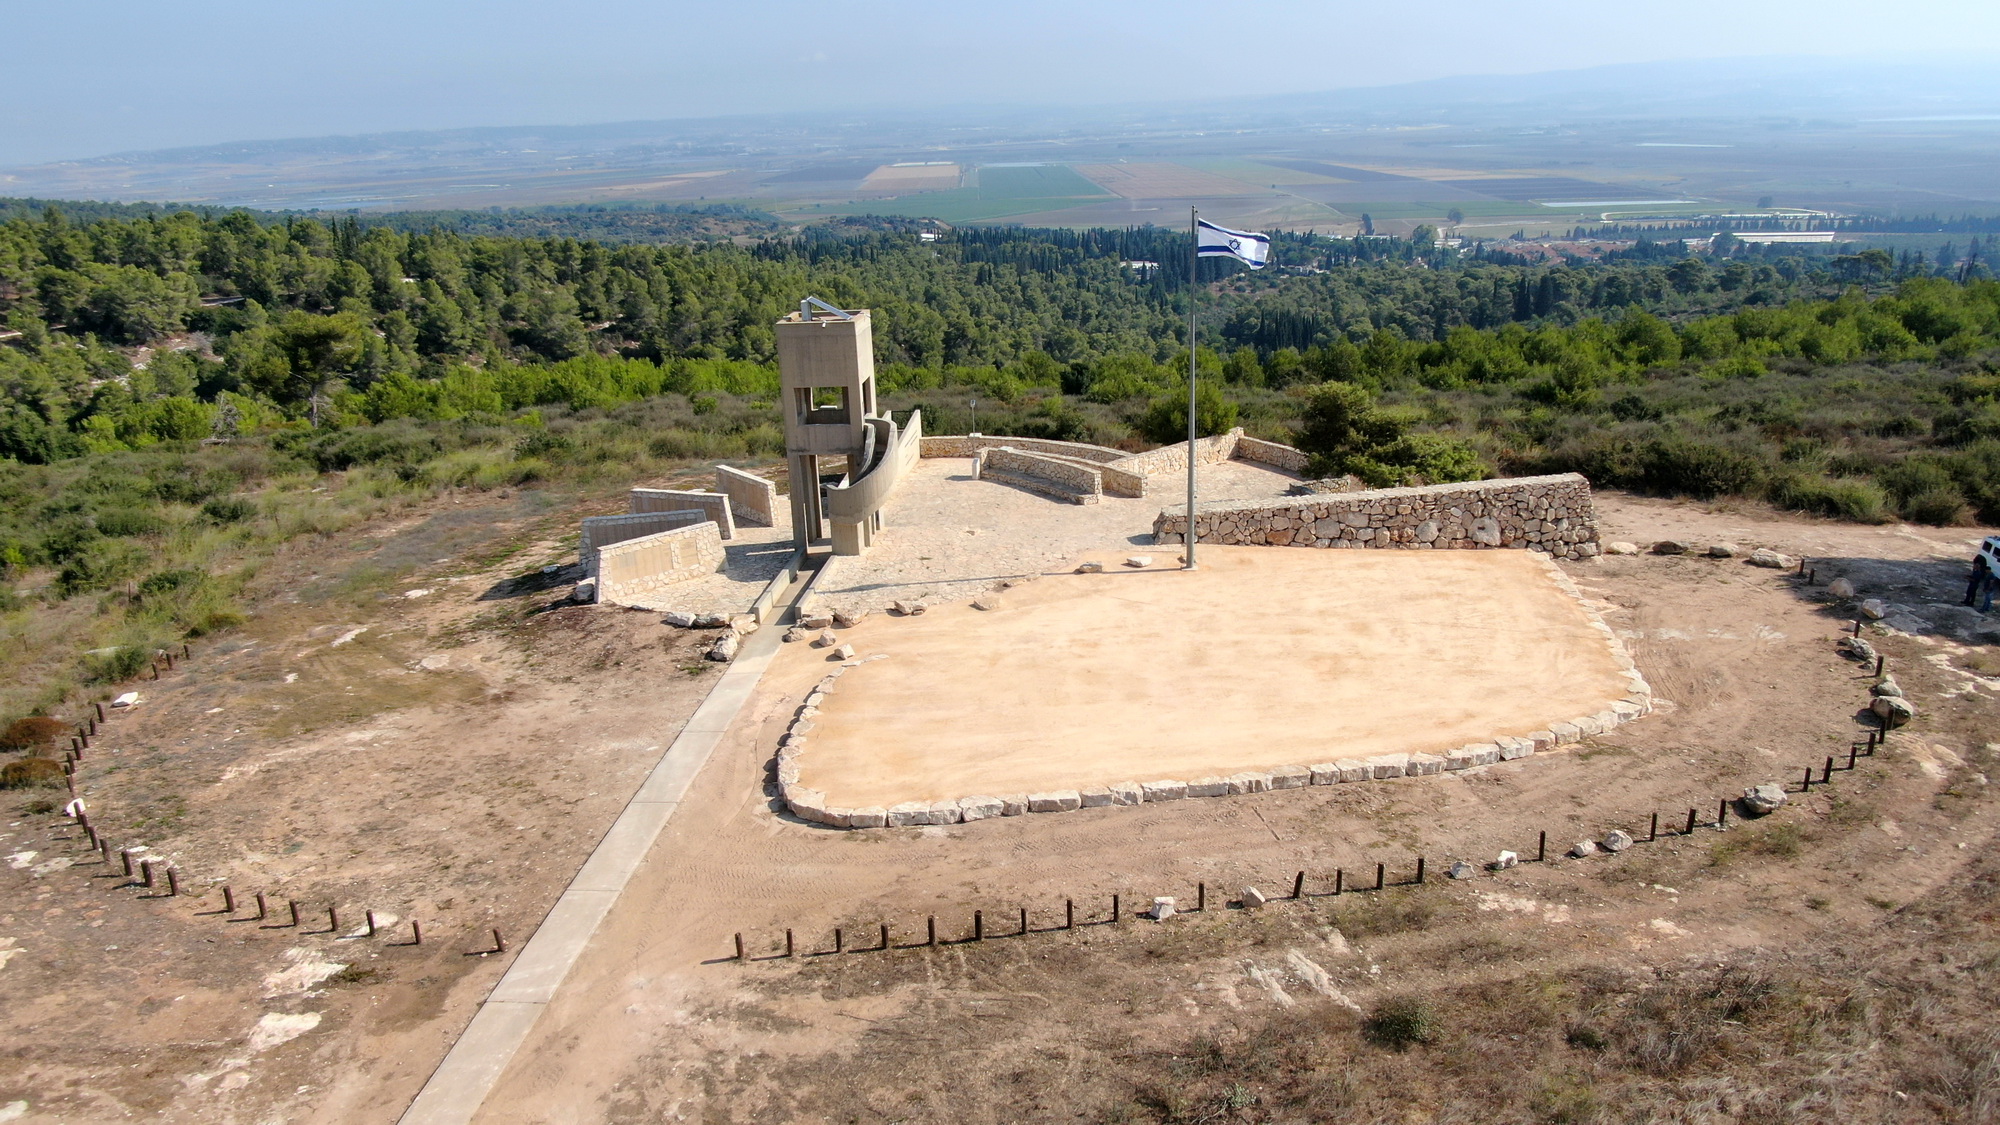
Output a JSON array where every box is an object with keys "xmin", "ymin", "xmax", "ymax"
[
  {"xmin": 797, "ymin": 611, "xmax": 833, "ymax": 629},
  {"xmin": 889, "ymin": 600, "xmax": 927, "ymax": 616},
  {"xmin": 1124, "ymin": 555, "xmax": 1153, "ymax": 568},
  {"xmin": 1738, "ymin": 783, "xmax": 1788, "ymax": 817},
  {"xmin": 1707, "ymin": 543, "xmax": 1741, "ymax": 558},
  {"xmin": 691, "ymin": 612, "xmax": 728, "ymax": 629},
  {"xmin": 833, "ymin": 608, "xmax": 868, "ymax": 628},
  {"xmin": 1828, "ymin": 577, "xmax": 1857, "ymax": 599},
  {"xmin": 1493, "ymin": 850, "xmax": 1519, "ymax": 870},
  {"xmin": 1872, "ymin": 677, "xmax": 1903, "ymax": 698},
  {"xmin": 1447, "ymin": 860, "xmax": 1477, "ymax": 880},
  {"xmin": 1240, "ymin": 886, "xmax": 1268, "ymax": 908},
  {"xmin": 705, "ymin": 634, "xmax": 739, "ymax": 662},
  {"xmin": 831, "ymin": 644, "xmax": 856, "ymax": 660},
  {"xmin": 1859, "ymin": 598, "xmax": 1890, "ymax": 621},
  {"xmin": 1652, "ymin": 540, "xmax": 1691, "ymax": 555},
  {"xmin": 1601, "ymin": 829, "xmax": 1634, "ymax": 853},
  {"xmin": 1747, "ymin": 548, "xmax": 1791, "ymax": 569},
  {"xmin": 1569, "ymin": 839, "xmax": 1598, "ymax": 859},
  {"xmin": 570, "ymin": 580, "xmax": 597, "ymax": 603},
  {"xmin": 1605, "ymin": 541, "xmax": 1640, "ymax": 555},
  {"xmin": 971, "ymin": 597, "xmax": 1002, "ymax": 611},
  {"xmin": 1836, "ymin": 636, "xmax": 1877, "ymax": 663},
  {"xmin": 1872, "ymin": 695, "xmax": 1915, "ymax": 727},
  {"xmin": 1151, "ymin": 896, "xmax": 1176, "ymax": 921},
  {"xmin": 1074, "ymin": 561, "xmax": 1105, "ymax": 574},
  {"xmin": 782, "ymin": 627, "xmax": 810, "ymax": 643},
  {"xmin": 810, "ymin": 630, "xmax": 839, "ymax": 648},
  {"xmin": 664, "ymin": 611, "xmax": 697, "ymax": 628}
]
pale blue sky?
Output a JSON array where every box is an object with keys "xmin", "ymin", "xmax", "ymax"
[{"xmin": 4, "ymin": 0, "xmax": 1999, "ymax": 164}]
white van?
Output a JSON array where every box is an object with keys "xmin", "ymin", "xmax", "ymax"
[{"xmin": 1983, "ymin": 537, "xmax": 2000, "ymax": 574}]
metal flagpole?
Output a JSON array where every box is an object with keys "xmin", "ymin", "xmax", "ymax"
[{"xmin": 1185, "ymin": 205, "xmax": 1199, "ymax": 570}]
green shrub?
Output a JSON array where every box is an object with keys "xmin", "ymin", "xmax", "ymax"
[
  {"xmin": 200, "ymin": 497, "xmax": 256, "ymax": 523},
  {"xmin": 55, "ymin": 542, "xmax": 147, "ymax": 596},
  {"xmin": 1364, "ymin": 997, "xmax": 1440, "ymax": 1049},
  {"xmin": 1765, "ymin": 472, "xmax": 1892, "ymax": 523},
  {"xmin": 1639, "ymin": 437, "xmax": 1764, "ymax": 499},
  {"xmin": 95, "ymin": 509, "xmax": 168, "ymax": 537},
  {"xmin": 82, "ymin": 646, "xmax": 152, "ymax": 683}
]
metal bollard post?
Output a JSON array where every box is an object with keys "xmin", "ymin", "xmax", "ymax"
[
  {"xmin": 879, "ymin": 923, "xmax": 890, "ymax": 951},
  {"xmin": 1064, "ymin": 899, "xmax": 1074, "ymax": 930},
  {"xmin": 165, "ymin": 869, "xmax": 178, "ymax": 896},
  {"xmin": 973, "ymin": 911, "xmax": 983, "ymax": 941},
  {"xmin": 1822, "ymin": 756, "xmax": 1834, "ymax": 785},
  {"xmin": 1847, "ymin": 746, "xmax": 1858, "ymax": 771},
  {"xmin": 287, "ymin": 900, "xmax": 300, "ymax": 927},
  {"xmin": 1802, "ymin": 766, "xmax": 1813, "ymax": 792},
  {"xmin": 785, "ymin": 928, "xmax": 795, "ymax": 957},
  {"xmin": 1197, "ymin": 883, "xmax": 1207, "ymax": 912},
  {"xmin": 1718, "ymin": 798, "xmax": 1729, "ymax": 828},
  {"xmin": 1333, "ymin": 868, "xmax": 1344, "ymax": 895},
  {"xmin": 1415, "ymin": 857, "xmax": 1426, "ymax": 885},
  {"xmin": 1649, "ymin": 812, "xmax": 1659, "ymax": 842},
  {"xmin": 735, "ymin": 933, "xmax": 745, "ymax": 961},
  {"xmin": 366, "ymin": 909, "xmax": 377, "ymax": 937},
  {"xmin": 834, "ymin": 928, "xmax": 843, "ymax": 953},
  {"xmin": 255, "ymin": 892, "xmax": 268, "ymax": 920},
  {"xmin": 328, "ymin": 905, "xmax": 339, "ymax": 933},
  {"xmin": 1018, "ymin": 907, "xmax": 1028, "ymax": 936},
  {"xmin": 1875, "ymin": 655, "xmax": 1885, "ymax": 676},
  {"xmin": 411, "ymin": 920, "xmax": 422, "ymax": 946},
  {"xmin": 1292, "ymin": 871, "xmax": 1305, "ymax": 899},
  {"xmin": 491, "ymin": 929, "xmax": 506, "ymax": 953},
  {"xmin": 927, "ymin": 916, "xmax": 937, "ymax": 947},
  {"xmin": 95, "ymin": 702, "xmax": 106, "ymax": 722},
  {"xmin": 1538, "ymin": 831, "xmax": 1547, "ymax": 862},
  {"xmin": 1685, "ymin": 807, "xmax": 1698, "ymax": 834},
  {"xmin": 223, "ymin": 886, "xmax": 236, "ymax": 913},
  {"xmin": 1112, "ymin": 894, "xmax": 1120, "ymax": 923},
  {"xmin": 1375, "ymin": 863, "xmax": 1385, "ymax": 890},
  {"xmin": 140, "ymin": 860, "xmax": 154, "ymax": 888}
]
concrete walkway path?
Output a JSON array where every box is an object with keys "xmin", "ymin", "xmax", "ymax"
[{"xmin": 397, "ymin": 570, "xmax": 806, "ymax": 1125}]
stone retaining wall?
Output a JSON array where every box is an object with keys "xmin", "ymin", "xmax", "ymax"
[
  {"xmin": 591, "ymin": 521, "xmax": 725, "ymax": 604},
  {"xmin": 975, "ymin": 446, "xmax": 1104, "ymax": 501},
  {"xmin": 920, "ymin": 434, "xmax": 1126, "ymax": 463},
  {"xmin": 1235, "ymin": 434, "xmax": 1312, "ymax": 473},
  {"xmin": 1153, "ymin": 473, "xmax": 1600, "ymax": 561},
  {"xmin": 579, "ymin": 509, "xmax": 707, "ymax": 567},
  {"xmin": 630, "ymin": 488, "xmax": 737, "ymax": 540},
  {"xmin": 1108, "ymin": 429, "xmax": 1241, "ymax": 478},
  {"xmin": 714, "ymin": 464, "xmax": 777, "ymax": 527},
  {"xmin": 778, "ymin": 557, "xmax": 1649, "ymax": 828}
]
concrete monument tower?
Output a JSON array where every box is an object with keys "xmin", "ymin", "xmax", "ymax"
[{"xmin": 775, "ymin": 298, "xmax": 921, "ymax": 555}]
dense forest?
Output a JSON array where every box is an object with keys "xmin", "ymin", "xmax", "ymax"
[{"xmin": 1, "ymin": 200, "xmax": 1998, "ymax": 713}]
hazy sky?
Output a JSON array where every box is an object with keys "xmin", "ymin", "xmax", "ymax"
[{"xmin": 6, "ymin": 0, "xmax": 2000, "ymax": 164}]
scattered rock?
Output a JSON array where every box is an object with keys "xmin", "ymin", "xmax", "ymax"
[
  {"xmin": 1604, "ymin": 541, "xmax": 1640, "ymax": 555},
  {"xmin": 1651, "ymin": 540, "xmax": 1691, "ymax": 555},
  {"xmin": 832, "ymin": 608, "xmax": 868, "ymax": 628},
  {"xmin": 1074, "ymin": 561, "xmax": 1105, "ymax": 574},
  {"xmin": 1447, "ymin": 860, "xmax": 1477, "ymax": 880},
  {"xmin": 831, "ymin": 644, "xmax": 856, "ymax": 661},
  {"xmin": 1738, "ymin": 783, "xmax": 1788, "ymax": 817},
  {"xmin": 1124, "ymin": 555, "xmax": 1153, "ymax": 568},
  {"xmin": 1707, "ymin": 542, "xmax": 1741, "ymax": 558},
  {"xmin": 664, "ymin": 611, "xmax": 697, "ymax": 628},
  {"xmin": 1872, "ymin": 695, "xmax": 1915, "ymax": 728},
  {"xmin": 782, "ymin": 627, "xmax": 810, "ymax": 643},
  {"xmin": 1150, "ymin": 896, "xmax": 1176, "ymax": 921},
  {"xmin": 1601, "ymin": 830, "xmax": 1634, "ymax": 853},
  {"xmin": 889, "ymin": 600, "xmax": 927, "ymax": 616},
  {"xmin": 1747, "ymin": 548, "xmax": 1791, "ymax": 569},
  {"xmin": 971, "ymin": 597, "xmax": 1002, "ymax": 611},
  {"xmin": 797, "ymin": 611, "xmax": 833, "ymax": 629},
  {"xmin": 706, "ymin": 633, "xmax": 741, "ymax": 662},
  {"xmin": 810, "ymin": 630, "xmax": 839, "ymax": 649},
  {"xmin": 1872, "ymin": 677, "xmax": 1903, "ymax": 699},
  {"xmin": 570, "ymin": 580, "xmax": 596, "ymax": 603},
  {"xmin": 691, "ymin": 612, "xmax": 728, "ymax": 629},
  {"xmin": 1493, "ymin": 850, "xmax": 1519, "ymax": 870},
  {"xmin": 1828, "ymin": 577, "xmax": 1857, "ymax": 599},
  {"xmin": 727, "ymin": 614, "xmax": 758, "ymax": 635},
  {"xmin": 1859, "ymin": 599, "xmax": 1888, "ymax": 621},
  {"xmin": 1569, "ymin": 839, "xmax": 1598, "ymax": 859},
  {"xmin": 1240, "ymin": 886, "xmax": 1268, "ymax": 908},
  {"xmin": 1836, "ymin": 636, "xmax": 1877, "ymax": 663}
]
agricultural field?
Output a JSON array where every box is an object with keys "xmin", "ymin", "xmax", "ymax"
[
  {"xmin": 1074, "ymin": 162, "xmax": 1269, "ymax": 199},
  {"xmin": 809, "ymin": 163, "xmax": 1111, "ymax": 223},
  {"xmin": 858, "ymin": 162, "xmax": 962, "ymax": 192}
]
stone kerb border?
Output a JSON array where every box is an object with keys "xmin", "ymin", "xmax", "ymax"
[
  {"xmin": 778, "ymin": 553, "xmax": 1651, "ymax": 829},
  {"xmin": 1153, "ymin": 472, "xmax": 1600, "ymax": 561}
]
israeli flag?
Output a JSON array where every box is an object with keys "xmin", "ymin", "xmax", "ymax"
[{"xmin": 1196, "ymin": 218, "xmax": 1271, "ymax": 269}]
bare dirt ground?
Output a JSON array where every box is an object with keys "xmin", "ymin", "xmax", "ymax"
[
  {"xmin": 802, "ymin": 548, "xmax": 1629, "ymax": 809},
  {"xmin": 4, "ymin": 484, "xmax": 1998, "ymax": 1124}
]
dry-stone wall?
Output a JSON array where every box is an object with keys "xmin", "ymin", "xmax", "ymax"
[
  {"xmin": 630, "ymin": 488, "xmax": 736, "ymax": 540},
  {"xmin": 1153, "ymin": 473, "xmax": 1600, "ymax": 560},
  {"xmin": 591, "ymin": 521, "xmax": 725, "ymax": 604},
  {"xmin": 779, "ymin": 555, "xmax": 1649, "ymax": 828},
  {"xmin": 974, "ymin": 447, "xmax": 1104, "ymax": 503},
  {"xmin": 1109, "ymin": 429, "xmax": 1240, "ymax": 478},
  {"xmin": 714, "ymin": 465, "xmax": 777, "ymax": 527},
  {"xmin": 1235, "ymin": 435, "xmax": 1311, "ymax": 473}
]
